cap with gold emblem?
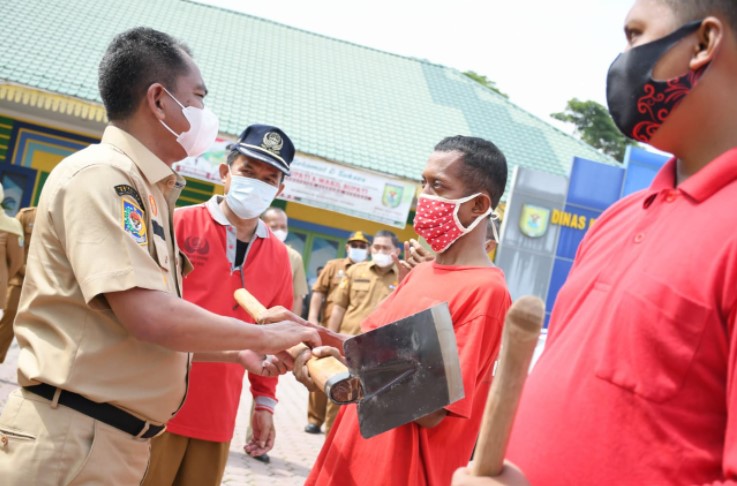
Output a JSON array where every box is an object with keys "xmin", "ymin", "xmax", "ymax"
[
  {"xmin": 230, "ymin": 124, "xmax": 295, "ymax": 176},
  {"xmin": 347, "ymin": 231, "xmax": 370, "ymax": 244}
]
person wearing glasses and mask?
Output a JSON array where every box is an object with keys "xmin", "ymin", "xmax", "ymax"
[
  {"xmin": 143, "ymin": 124, "xmax": 298, "ymax": 485},
  {"xmin": 0, "ymin": 29, "xmax": 317, "ymax": 486},
  {"xmin": 303, "ymin": 230, "xmax": 370, "ymax": 434}
]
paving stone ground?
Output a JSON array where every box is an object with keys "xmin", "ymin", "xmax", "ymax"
[{"xmin": 0, "ymin": 341, "xmax": 325, "ymax": 485}]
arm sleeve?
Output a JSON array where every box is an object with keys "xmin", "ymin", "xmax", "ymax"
[
  {"xmin": 292, "ymin": 252, "xmax": 309, "ymax": 298},
  {"xmin": 50, "ymin": 165, "xmax": 167, "ymax": 303},
  {"xmin": 15, "ymin": 211, "xmax": 27, "ymax": 278},
  {"xmin": 332, "ymin": 267, "xmax": 352, "ymax": 309},
  {"xmin": 716, "ymin": 304, "xmax": 737, "ymax": 485},
  {"xmin": 313, "ymin": 262, "xmax": 333, "ymax": 293},
  {"xmin": 5, "ymin": 234, "xmax": 22, "ymax": 280}
]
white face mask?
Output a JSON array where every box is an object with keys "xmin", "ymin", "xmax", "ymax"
[
  {"xmin": 371, "ymin": 252, "xmax": 394, "ymax": 268},
  {"xmin": 159, "ymin": 87, "xmax": 219, "ymax": 158},
  {"xmin": 347, "ymin": 247, "xmax": 368, "ymax": 263},
  {"xmin": 226, "ymin": 175, "xmax": 279, "ymax": 220},
  {"xmin": 272, "ymin": 229, "xmax": 288, "ymax": 242}
]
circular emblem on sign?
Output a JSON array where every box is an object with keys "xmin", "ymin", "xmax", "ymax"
[{"xmin": 262, "ymin": 132, "xmax": 283, "ymax": 154}]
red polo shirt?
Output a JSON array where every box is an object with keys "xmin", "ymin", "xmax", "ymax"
[
  {"xmin": 307, "ymin": 261, "xmax": 511, "ymax": 486},
  {"xmin": 166, "ymin": 196, "xmax": 293, "ymax": 443},
  {"xmin": 507, "ymin": 149, "xmax": 737, "ymax": 485}
]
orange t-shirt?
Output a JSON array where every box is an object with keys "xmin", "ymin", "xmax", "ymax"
[{"xmin": 306, "ymin": 261, "xmax": 511, "ymax": 486}]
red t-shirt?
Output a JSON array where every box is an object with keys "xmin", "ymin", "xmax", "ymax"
[
  {"xmin": 507, "ymin": 151, "xmax": 737, "ymax": 485},
  {"xmin": 165, "ymin": 197, "xmax": 293, "ymax": 443},
  {"xmin": 307, "ymin": 261, "xmax": 511, "ymax": 486}
]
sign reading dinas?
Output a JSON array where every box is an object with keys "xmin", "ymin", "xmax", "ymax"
[
  {"xmin": 519, "ymin": 204, "xmax": 596, "ymax": 238},
  {"xmin": 550, "ymin": 209, "xmax": 596, "ymax": 230}
]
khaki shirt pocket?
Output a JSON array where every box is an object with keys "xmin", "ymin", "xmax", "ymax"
[{"xmin": 151, "ymin": 234, "xmax": 171, "ymax": 271}]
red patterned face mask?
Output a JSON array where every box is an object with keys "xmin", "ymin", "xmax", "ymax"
[
  {"xmin": 606, "ymin": 19, "xmax": 706, "ymax": 143},
  {"xmin": 413, "ymin": 193, "xmax": 490, "ymax": 253}
]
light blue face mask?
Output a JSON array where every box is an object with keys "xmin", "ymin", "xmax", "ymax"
[{"xmin": 225, "ymin": 175, "xmax": 278, "ymax": 219}]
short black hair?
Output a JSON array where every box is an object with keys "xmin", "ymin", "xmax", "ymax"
[
  {"xmin": 98, "ymin": 27, "xmax": 193, "ymax": 121},
  {"xmin": 434, "ymin": 136, "xmax": 508, "ymax": 208},
  {"xmin": 374, "ymin": 230, "xmax": 399, "ymax": 248},
  {"xmin": 663, "ymin": 0, "xmax": 737, "ymax": 32}
]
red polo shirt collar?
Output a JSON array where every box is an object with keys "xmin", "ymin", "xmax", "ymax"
[{"xmin": 648, "ymin": 148, "xmax": 737, "ymax": 204}]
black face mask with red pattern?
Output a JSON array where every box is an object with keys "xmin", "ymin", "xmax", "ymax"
[{"xmin": 606, "ymin": 19, "xmax": 705, "ymax": 143}]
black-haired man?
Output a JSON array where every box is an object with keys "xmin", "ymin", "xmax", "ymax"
[
  {"xmin": 283, "ymin": 135, "xmax": 512, "ymax": 485},
  {"xmin": 0, "ymin": 28, "xmax": 317, "ymax": 485},
  {"xmin": 454, "ymin": 0, "xmax": 737, "ymax": 484}
]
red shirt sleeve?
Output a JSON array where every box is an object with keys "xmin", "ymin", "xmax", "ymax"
[{"xmin": 248, "ymin": 241, "xmax": 294, "ymax": 403}]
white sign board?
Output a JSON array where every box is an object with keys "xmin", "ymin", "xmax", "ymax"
[
  {"xmin": 279, "ymin": 155, "xmax": 416, "ymax": 229},
  {"xmin": 174, "ymin": 143, "xmax": 416, "ymax": 228}
]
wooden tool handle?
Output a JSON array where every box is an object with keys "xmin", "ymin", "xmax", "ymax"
[
  {"xmin": 234, "ymin": 289, "xmax": 352, "ymax": 400},
  {"xmin": 472, "ymin": 295, "xmax": 544, "ymax": 477},
  {"xmin": 234, "ymin": 288, "xmax": 268, "ymax": 322},
  {"xmin": 234, "ymin": 288, "xmax": 346, "ymax": 350}
]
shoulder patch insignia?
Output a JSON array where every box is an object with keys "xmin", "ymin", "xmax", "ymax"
[
  {"xmin": 115, "ymin": 184, "xmax": 145, "ymax": 210},
  {"xmin": 121, "ymin": 197, "xmax": 147, "ymax": 245}
]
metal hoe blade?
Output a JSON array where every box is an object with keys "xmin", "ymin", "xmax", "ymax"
[{"xmin": 343, "ymin": 302, "xmax": 464, "ymax": 438}]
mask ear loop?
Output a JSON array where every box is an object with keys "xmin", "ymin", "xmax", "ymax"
[{"xmin": 489, "ymin": 211, "xmax": 500, "ymax": 243}]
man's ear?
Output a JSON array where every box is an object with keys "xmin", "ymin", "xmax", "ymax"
[
  {"xmin": 472, "ymin": 193, "xmax": 492, "ymax": 214},
  {"xmin": 146, "ymin": 83, "xmax": 168, "ymax": 120},
  {"xmin": 219, "ymin": 163, "xmax": 230, "ymax": 185},
  {"xmin": 692, "ymin": 17, "xmax": 723, "ymax": 70}
]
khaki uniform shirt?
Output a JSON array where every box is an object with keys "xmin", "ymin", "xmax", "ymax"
[
  {"xmin": 0, "ymin": 231, "xmax": 23, "ymax": 309},
  {"xmin": 333, "ymin": 261, "xmax": 398, "ymax": 335},
  {"xmin": 15, "ymin": 126, "xmax": 190, "ymax": 424},
  {"xmin": 312, "ymin": 257, "xmax": 354, "ymax": 326},
  {"xmin": 286, "ymin": 246, "xmax": 308, "ymax": 299},
  {"xmin": 9, "ymin": 207, "xmax": 36, "ymax": 287}
]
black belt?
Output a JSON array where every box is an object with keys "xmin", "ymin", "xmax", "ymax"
[{"xmin": 23, "ymin": 383, "xmax": 165, "ymax": 439}]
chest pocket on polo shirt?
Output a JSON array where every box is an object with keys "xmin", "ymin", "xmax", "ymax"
[{"xmin": 594, "ymin": 271, "xmax": 709, "ymax": 402}]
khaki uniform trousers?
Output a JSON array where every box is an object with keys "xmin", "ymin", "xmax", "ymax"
[
  {"xmin": 307, "ymin": 389, "xmax": 328, "ymax": 428},
  {"xmin": 0, "ymin": 284, "xmax": 22, "ymax": 363},
  {"xmin": 0, "ymin": 388, "xmax": 150, "ymax": 485},
  {"xmin": 143, "ymin": 431, "xmax": 229, "ymax": 486}
]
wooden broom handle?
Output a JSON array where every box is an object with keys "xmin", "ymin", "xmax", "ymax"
[
  {"xmin": 472, "ymin": 295, "xmax": 544, "ymax": 477},
  {"xmin": 233, "ymin": 288, "xmax": 351, "ymax": 397}
]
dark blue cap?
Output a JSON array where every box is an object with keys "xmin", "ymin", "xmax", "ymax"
[{"xmin": 230, "ymin": 124, "xmax": 295, "ymax": 176}]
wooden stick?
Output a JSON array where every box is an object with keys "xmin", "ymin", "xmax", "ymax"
[
  {"xmin": 233, "ymin": 288, "xmax": 352, "ymax": 398},
  {"xmin": 472, "ymin": 295, "xmax": 544, "ymax": 477}
]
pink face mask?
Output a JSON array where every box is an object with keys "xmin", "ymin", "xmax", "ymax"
[{"xmin": 413, "ymin": 193, "xmax": 490, "ymax": 253}]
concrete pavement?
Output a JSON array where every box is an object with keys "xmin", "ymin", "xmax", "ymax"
[{"xmin": 0, "ymin": 341, "xmax": 325, "ymax": 485}]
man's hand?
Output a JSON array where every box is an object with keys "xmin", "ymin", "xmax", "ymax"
[
  {"xmin": 395, "ymin": 239, "xmax": 435, "ymax": 282},
  {"xmin": 236, "ymin": 350, "xmax": 293, "ymax": 376},
  {"xmin": 257, "ymin": 305, "xmax": 299, "ymax": 324},
  {"xmin": 292, "ymin": 345, "xmax": 346, "ymax": 391},
  {"xmin": 256, "ymin": 321, "xmax": 321, "ymax": 354},
  {"xmin": 244, "ymin": 410, "xmax": 275, "ymax": 457},
  {"xmin": 450, "ymin": 463, "xmax": 530, "ymax": 486}
]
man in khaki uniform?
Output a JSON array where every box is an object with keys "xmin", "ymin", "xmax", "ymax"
[
  {"xmin": 303, "ymin": 230, "xmax": 369, "ymax": 434},
  {"xmin": 261, "ymin": 207, "xmax": 308, "ymax": 315},
  {"xmin": 323, "ymin": 230, "xmax": 400, "ymax": 431},
  {"xmin": 0, "ymin": 28, "xmax": 317, "ymax": 486},
  {"xmin": 0, "ymin": 206, "xmax": 35, "ymax": 363}
]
